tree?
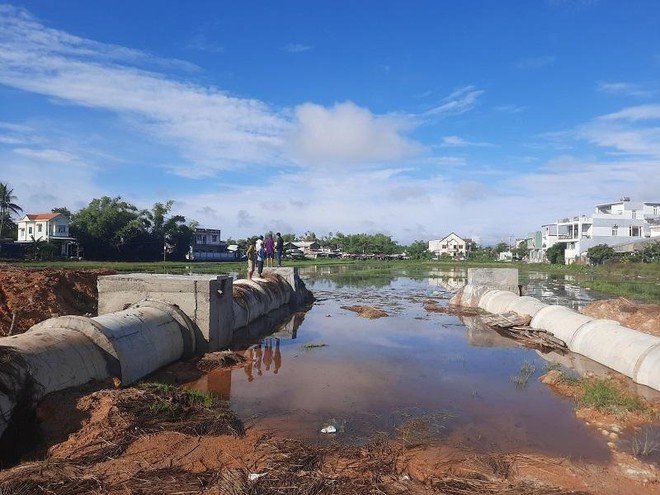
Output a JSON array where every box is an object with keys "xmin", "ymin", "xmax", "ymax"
[
  {"xmin": 71, "ymin": 196, "xmax": 144, "ymax": 260},
  {"xmin": 406, "ymin": 240, "xmax": 432, "ymax": 260},
  {"xmin": 514, "ymin": 243, "xmax": 528, "ymax": 260},
  {"xmin": 494, "ymin": 242, "xmax": 509, "ymax": 254},
  {"xmin": 587, "ymin": 244, "xmax": 616, "ymax": 265},
  {"xmin": 52, "ymin": 207, "xmax": 73, "ymax": 219},
  {"xmin": 71, "ymin": 197, "xmax": 195, "ymax": 261},
  {"xmin": 0, "ymin": 182, "xmax": 23, "ymax": 240},
  {"xmin": 631, "ymin": 241, "xmax": 660, "ymax": 263},
  {"xmin": 545, "ymin": 243, "xmax": 565, "ymax": 264}
]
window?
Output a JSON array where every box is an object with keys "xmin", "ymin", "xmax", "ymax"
[
  {"xmin": 630, "ymin": 226, "xmax": 640, "ymax": 237},
  {"xmin": 28, "ymin": 226, "xmax": 32, "ymax": 234},
  {"xmin": 37, "ymin": 224, "xmax": 42, "ymax": 233},
  {"xmin": 611, "ymin": 226, "xmax": 618, "ymax": 236},
  {"xmin": 57, "ymin": 225, "xmax": 66, "ymax": 233},
  {"xmin": 212, "ymin": 235, "xmax": 218, "ymax": 242}
]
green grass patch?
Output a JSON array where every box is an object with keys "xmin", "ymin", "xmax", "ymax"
[
  {"xmin": 511, "ymin": 360, "xmax": 536, "ymax": 389},
  {"xmin": 578, "ymin": 379, "xmax": 644, "ymax": 415}
]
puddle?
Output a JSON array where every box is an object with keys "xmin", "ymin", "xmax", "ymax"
[{"xmin": 187, "ymin": 267, "xmax": 651, "ymax": 461}]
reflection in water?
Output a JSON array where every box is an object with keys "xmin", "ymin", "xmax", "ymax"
[
  {"xmin": 186, "ymin": 265, "xmax": 657, "ymax": 461},
  {"xmin": 242, "ymin": 338, "xmax": 283, "ymax": 383},
  {"xmin": 193, "ymin": 309, "xmax": 304, "ymax": 400}
]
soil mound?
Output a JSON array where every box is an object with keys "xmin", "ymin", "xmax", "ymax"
[
  {"xmin": 580, "ymin": 298, "xmax": 660, "ymax": 337},
  {"xmin": 0, "ymin": 264, "xmax": 114, "ymax": 336}
]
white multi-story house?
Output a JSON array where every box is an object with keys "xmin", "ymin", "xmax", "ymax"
[
  {"xmin": 188, "ymin": 227, "xmax": 237, "ymax": 261},
  {"xmin": 16, "ymin": 212, "xmax": 78, "ymax": 257},
  {"xmin": 428, "ymin": 233, "xmax": 473, "ymax": 259},
  {"xmin": 540, "ymin": 198, "xmax": 660, "ymax": 264}
]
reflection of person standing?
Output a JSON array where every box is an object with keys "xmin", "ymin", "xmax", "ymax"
[
  {"xmin": 263, "ymin": 339, "xmax": 273, "ymax": 371},
  {"xmin": 273, "ymin": 338, "xmax": 282, "ymax": 374},
  {"xmin": 275, "ymin": 232, "xmax": 284, "ymax": 266},
  {"xmin": 265, "ymin": 233, "xmax": 275, "ymax": 267},
  {"xmin": 246, "ymin": 240, "xmax": 255, "ymax": 280}
]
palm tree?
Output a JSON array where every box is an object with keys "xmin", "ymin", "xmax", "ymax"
[{"xmin": 0, "ymin": 182, "xmax": 23, "ymax": 240}]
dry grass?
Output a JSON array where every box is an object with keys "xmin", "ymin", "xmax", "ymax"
[
  {"xmin": 0, "ymin": 437, "xmax": 592, "ymax": 495},
  {"xmin": 196, "ymin": 351, "xmax": 246, "ymax": 372},
  {"xmin": 62, "ymin": 384, "xmax": 245, "ymax": 464}
]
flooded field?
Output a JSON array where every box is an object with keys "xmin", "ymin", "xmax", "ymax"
[{"xmin": 188, "ymin": 265, "xmax": 649, "ymax": 462}]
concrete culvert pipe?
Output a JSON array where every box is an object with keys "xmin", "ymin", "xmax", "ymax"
[
  {"xmin": 570, "ymin": 319, "xmax": 660, "ymax": 389},
  {"xmin": 0, "ymin": 328, "xmax": 110, "ymax": 439},
  {"xmin": 636, "ymin": 345, "xmax": 660, "ymax": 392},
  {"xmin": 478, "ymin": 290, "xmax": 520, "ymax": 314},
  {"xmin": 233, "ymin": 277, "xmax": 293, "ymax": 329},
  {"xmin": 31, "ymin": 302, "xmax": 196, "ymax": 386},
  {"xmin": 530, "ymin": 305, "xmax": 594, "ymax": 345},
  {"xmin": 0, "ymin": 299, "xmax": 195, "ymax": 439},
  {"xmin": 506, "ymin": 296, "xmax": 548, "ymax": 319}
]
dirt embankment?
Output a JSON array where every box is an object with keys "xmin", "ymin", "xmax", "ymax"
[
  {"xmin": 0, "ymin": 264, "xmax": 115, "ymax": 336},
  {"xmin": 580, "ymin": 297, "xmax": 660, "ymax": 337}
]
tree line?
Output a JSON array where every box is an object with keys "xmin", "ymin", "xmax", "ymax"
[{"xmin": 5, "ymin": 181, "xmax": 656, "ymax": 263}]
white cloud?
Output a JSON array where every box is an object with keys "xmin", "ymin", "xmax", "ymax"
[
  {"xmin": 599, "ymin": 104, "xmax": 660, "ymax": 122},
  {"xmin": 12, "ymin": 147, "xmax": 82, "ymax": 163},
  {"xmin": 577, "ymin": 104, "xmax": 660, "ymax": 157},
  {"xmin": 288, "ymin": 101, "xmax": 422, "ymax": 166},
  {"xmin": 597, "ymin": 81, "xmax": 655, "ymax": 97},
  {"xmin": 440, "ymin": 135, "xmax": 496, "ymax": 148},
  {"xmin": 170, "ymin": 153, "xmax": 658, "ymax": 246},
  {"xmin": 0, "ymin": 5, "xmax": 289, "ymax": 174},
  {"xmin": 424, "ymin": 85, "xmax": 484, "ymax": 118}
]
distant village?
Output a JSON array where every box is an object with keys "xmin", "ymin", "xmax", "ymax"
[{"xmin": 1, "ymin": 184, "xmax": 659, "ymax": 265}]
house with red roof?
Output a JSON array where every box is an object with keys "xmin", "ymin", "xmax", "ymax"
[{"xmin": 16, "ymin": 212, "xmax": 79, "ymax": 258}]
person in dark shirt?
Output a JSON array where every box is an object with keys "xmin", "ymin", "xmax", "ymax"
[{"xmin": 275, "ymin": 232, "xmax": 284, "ymax": 266}]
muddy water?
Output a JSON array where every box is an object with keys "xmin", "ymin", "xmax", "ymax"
[{"xmin": 190, "ymin": 267, "xmax": 615, "ymax": 460}]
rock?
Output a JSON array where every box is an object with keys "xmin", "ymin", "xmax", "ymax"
[{"xmin": 540, "ymin": 369, "xmax": 562, "ymax": 385}]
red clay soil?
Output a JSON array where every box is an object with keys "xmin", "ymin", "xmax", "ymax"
[
  {"xmin": 0, "ymin": 264, "xmax": 115, "ymax": 336},
  {"xmin": 0, "ymin": 266, "xmax": 659, "ymax": 494},
  {"xmin": 580, "ymin": 297, "xmax": 660, "ymax": 337}
]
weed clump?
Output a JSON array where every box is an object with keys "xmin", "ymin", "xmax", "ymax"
[{"xmin": 578, "ymin": 379, "xmax": 644, "ymax": 415}]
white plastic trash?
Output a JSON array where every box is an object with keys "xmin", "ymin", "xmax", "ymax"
[{"xmin": 320, "ymin": 425, "xmax": 337, "ymax": 434}]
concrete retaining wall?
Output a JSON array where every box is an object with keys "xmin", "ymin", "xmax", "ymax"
[{"xmin": 451, "ymin": 268, "xmax": 660, "ymax": 392}]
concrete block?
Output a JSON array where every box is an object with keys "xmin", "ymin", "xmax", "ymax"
[
  {"xmin": 467, "ymin": 268, "xmax": 519, "ymax": 294},
  {"xmin": 98, "ymin": 273, "xmax": 234, "ymax": 353}
]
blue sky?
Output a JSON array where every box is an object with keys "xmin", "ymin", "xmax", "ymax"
[{"xmin": 1, "ymin": 1, "xmax": 659, "ymax": 245}]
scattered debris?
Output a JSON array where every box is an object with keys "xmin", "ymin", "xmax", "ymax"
[
  {"xmin": 481, "ymin": 311, "xmax": 567, "ymax": 352},
  {"xmin": 424, "ymin": 300, "xmax": 483, "ymax": 316},
  {"xmin": 340, "ymin": 305, "xmax": 388, "ymax": 319},
  {"xmin": 196, "ymin": 351, "xmax": 246, "ymax": 372}
]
